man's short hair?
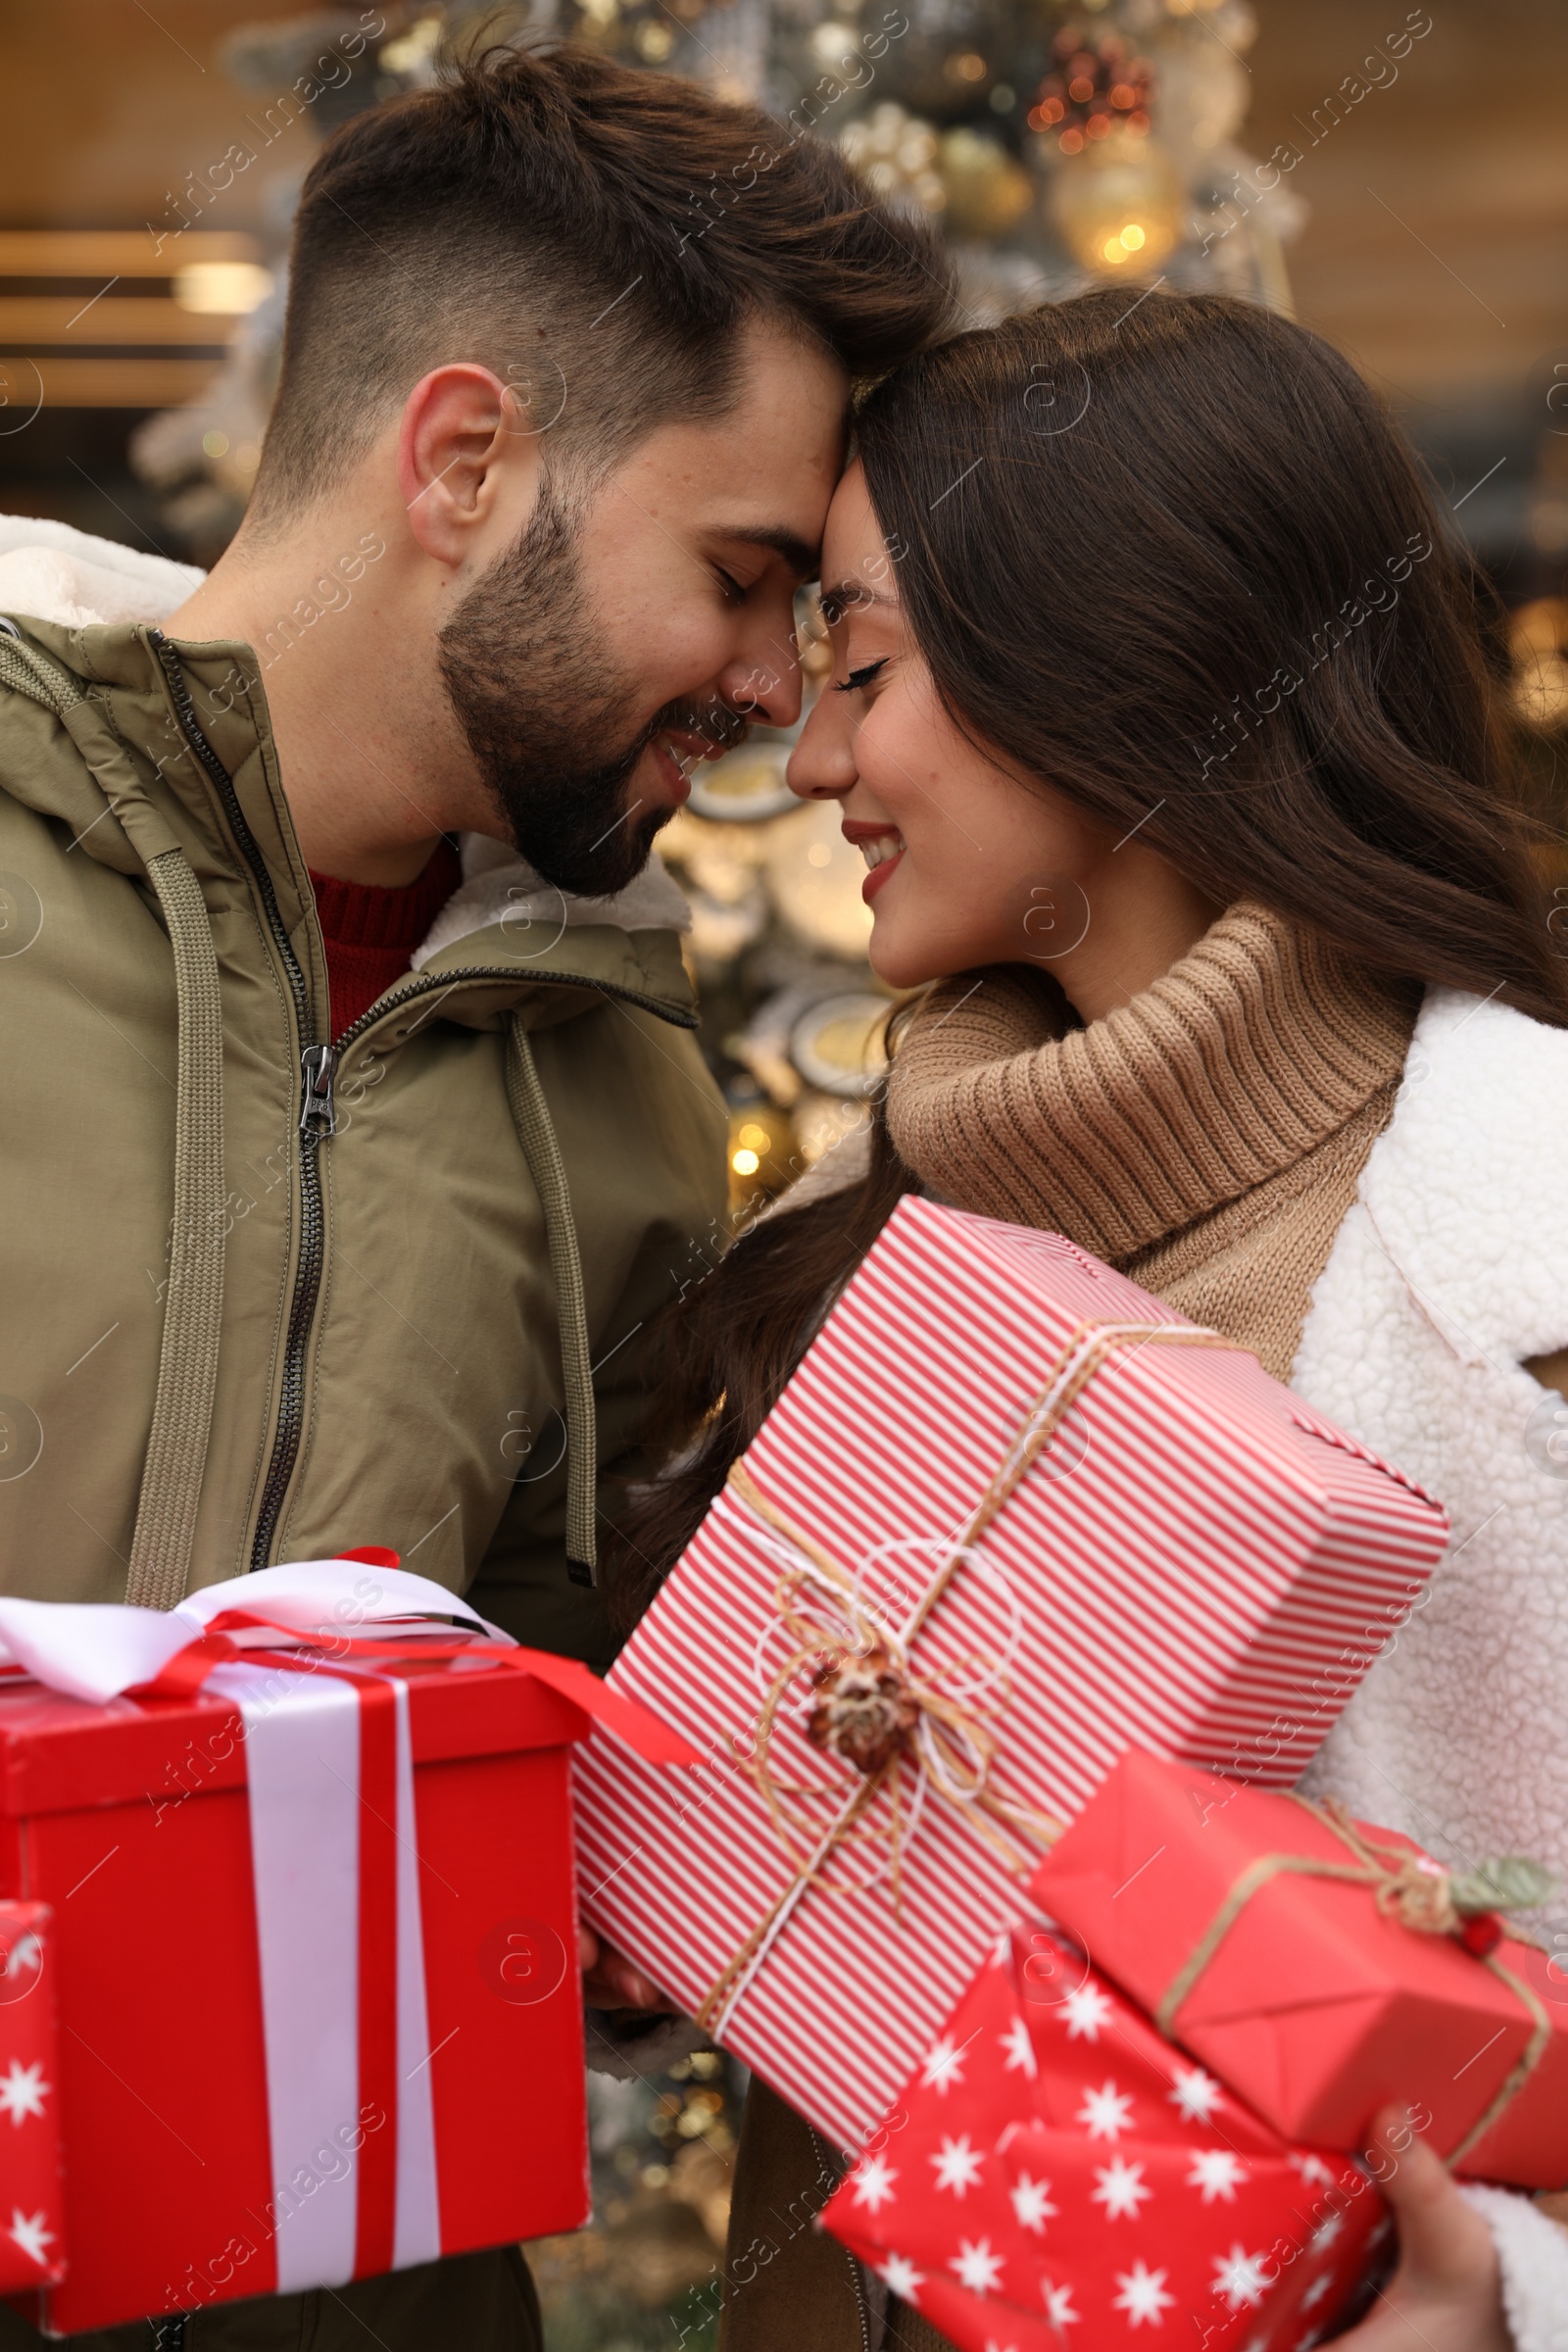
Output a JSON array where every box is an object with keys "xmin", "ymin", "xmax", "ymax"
[{"xmin": 251, "ymin": 40, "xmax": 954, "ymax": 521}]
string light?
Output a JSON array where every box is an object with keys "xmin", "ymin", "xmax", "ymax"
[{"xmin": 1098, "ymin": 220, "xmax": 1150, "ymax": 263}]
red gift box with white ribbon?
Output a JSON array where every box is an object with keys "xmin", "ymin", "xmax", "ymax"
[
  {"xmin": 821, "ymin": 1923, "xmax": 1389, "ymax": 2351},
  {"xmin": 572, "ymin": 1196, "xmax": 1448, "ymax": 2151},
  {"xmin": 0, "ymin": 1903, "xmax": 65, "ymax": 2296},
  {"xmin": 0, "ymin": 1554, "xmax": 691, "ymax": 2336}
]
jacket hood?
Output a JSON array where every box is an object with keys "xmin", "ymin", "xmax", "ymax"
[
  {"xmin": 0, "ymin": 515, "xmax": 695, "ymax": 965},
  {"xmin": 0, "ymin": 514, "xmax": 202, "ymax": 629},
  {"xmin": 414, "ymin": 831, "xmax": 691, "ymax": 967}
]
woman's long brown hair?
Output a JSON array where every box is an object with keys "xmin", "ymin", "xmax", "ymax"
[{"xmin": 609, "ymin": 288, "xmax": 1567, "ymax": 1622}]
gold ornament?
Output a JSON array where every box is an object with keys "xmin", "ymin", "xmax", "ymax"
[
  {"xmin": 684, "ymin": 884, "xmax": 767, "ymax": 966},
  {"xmin": 811, "ymin": 19, "xmax": 862, "ymax": 68},
  {"xmin": 788, "ymin": 992, "xmax": 891, "ymax": 1098},
  {"xmin": 657, "ymin": 808, "xmax": 766, "ymax": 902},
  {"xmin": 764, "ymin": 798, "xmax": 874, "ymax": 960},
  {"xmin": 379, "ymin": 13, "xmax": 445, "ymax": 75},
  {"xmin": 1511, "ymin": 600, "xmax": 1568, "ymax": 731},
  {"xmin": 840, "ymin": 104, "xmax": 946, "ymax": 218},
  {"xmin": 1048, "ymin": 122, "xmax": 1183, "ymax": 277},
  {"xmin": 1147, "ymin": 28, "xmax": 1250, "ymax": 164},
  {"xmin": 939, "ymin": 128, "xmax": 1036, "ymax": 240},
  {"xmin": 687, "ymin": 745, "xmax": 799, "ymax": 823}
]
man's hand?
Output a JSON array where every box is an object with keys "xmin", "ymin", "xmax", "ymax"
[
  {"xmin": 578, "ymin": 1924, "xmax": 675, "ymax": 2014},
  {"xmin": 1334, "ymin": 2106, "xmax": 1510, "ymax": 2350}
]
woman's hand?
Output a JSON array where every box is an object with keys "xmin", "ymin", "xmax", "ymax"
[
  {"xmin": 577, "ymin": 1924, "xmax": 673, "ymax": 2014},
  {"xmin": 1333, "ymin": 2107, "xmax": 1510, "ymax": 2350}
]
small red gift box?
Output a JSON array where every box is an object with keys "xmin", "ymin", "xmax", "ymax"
[
  {"xmin": 0, "ymin": 1904, "xmax": 65, "ymax": 2296},
  {"xmin": 0, "ymin": 1559, "xmax": 690, "ymax": 2335},
  {"xmin": 1031, "ymin": 1752, "xmax": 1568, "ymax": 2186},
  {"xmin": 822, "ymin": 1923, "xmax": 1388, "ymax": 2351},
  {"xmin": 573, "ymin": 1197, "xmax": 1447, "ymax": 2148}
]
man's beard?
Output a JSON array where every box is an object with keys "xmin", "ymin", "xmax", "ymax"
[{"xmin": 437, "ymin": 484, "xmax": 744, "ymax": 897}]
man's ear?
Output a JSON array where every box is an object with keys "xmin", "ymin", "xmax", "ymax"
[{"xmin": 397, "ymin": 364, "xmax": 544, "ymax": 569}]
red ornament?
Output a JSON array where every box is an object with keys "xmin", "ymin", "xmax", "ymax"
[
  {"xmin": 1458, "ymin": 1911, "xmax": 1505, "ymax": 1957},
  {"xmin": 1031, "ymin": 26, "xmax": 1153, "ymax": 153}
]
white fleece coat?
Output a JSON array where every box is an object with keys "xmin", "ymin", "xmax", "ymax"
[
  {"xmin": 1293, "ymin": 986, "xmax": 1568, "ymax": 2349},
  {"xmin": 798, "ymin": 979, "xmax": 1568, "ymax": 2341}
]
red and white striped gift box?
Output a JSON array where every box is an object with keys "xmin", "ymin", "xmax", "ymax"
[{"xmin": 574, "ymin": 1198, "xmax": 1448, "ymax": 2149}]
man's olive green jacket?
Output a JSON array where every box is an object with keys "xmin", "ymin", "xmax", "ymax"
[{"xmin": 0, "ymin": 612, "xmax": 725, "ymax": 1665}]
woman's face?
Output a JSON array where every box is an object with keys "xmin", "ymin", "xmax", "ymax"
[{"xmin": 787, "ymin": 463, "xmax": 1214, "ymax": 1015}]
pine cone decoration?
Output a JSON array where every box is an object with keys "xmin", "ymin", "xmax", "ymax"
[{"xmin": 807, "ymin": 1655, "xmax": 919, "ymax": 1776}]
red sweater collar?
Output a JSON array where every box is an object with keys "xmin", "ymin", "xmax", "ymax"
[{"xmin": 309, "ymin": 839, "xmax": 463, "ymax": 1040}]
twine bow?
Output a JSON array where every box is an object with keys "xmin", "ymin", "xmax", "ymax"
[
  {"xmin": 697, "ymin": 1319, "xmax": 1233, "ymax": 2038},
  {"xmin": 1154, "ymin": 1793, "xmax": 1559, "ymax": 2171},
  {"xmin": 732, "ymin": 1460, "xmax": 1055, "ymax": 1910},
  {"xmin": 1323, "ymin": 1809, "xmax": 1555, "ymax": 1949}
]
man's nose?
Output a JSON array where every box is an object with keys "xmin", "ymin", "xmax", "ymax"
[{"xmin": 717, "ymin": 630, "xmax": 803, "ymax": 731}]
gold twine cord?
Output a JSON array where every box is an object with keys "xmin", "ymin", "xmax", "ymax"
[
  {"xmin": 1152, "ymin": 1794, "xmax": 1553, "ymax": 2170},
  {"xmin": 731, "ymin": 1462, "xmax": 1056, "ymax": 1895},
  {"xmin": 695, "ymin": 1319, "xmax": 1233, "ymax": 2038}
]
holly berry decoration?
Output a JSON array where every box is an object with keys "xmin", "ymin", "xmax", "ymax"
[
  {"xmin": 1446, "ymin": 1854, "xmax": 1556, "ymax": 1960},
  {"xmin": 1457, "ymin": 1911, "xmax": 1505, "ymax": 1958}
]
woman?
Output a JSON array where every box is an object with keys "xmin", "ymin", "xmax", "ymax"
[{"xmin": 616, "ymin": 290, "xmax": 1568, "ymax": 2352}]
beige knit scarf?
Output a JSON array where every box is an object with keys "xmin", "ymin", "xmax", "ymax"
[{"xmin": 885, "ymin": 902, "xmax": 1419, "ymax": 1381}]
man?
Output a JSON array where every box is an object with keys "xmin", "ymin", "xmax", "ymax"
[{"xmin": 0, "ymin": 41, "xmax": 949, "ymax": 2351}]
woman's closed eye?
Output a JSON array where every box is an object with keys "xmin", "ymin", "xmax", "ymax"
[{"xmin": 834, "ymin": 659, "xmax": 889, "ymax": 694}]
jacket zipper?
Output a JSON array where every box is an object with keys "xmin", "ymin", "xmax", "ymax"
[
  {"xmin": 300, "ymin": 1044, "xmax": 337, "ymax": 1137},
  {"xmin": 254, "ymin": 963, "xmax": 692, "ymax": 1564},
  {"xmin": 149, "ymin": 629, "xmax": 331, "ymax": 1572},
  {"xmin": 147, "ymin": 629, "xmax": 700, "ymax": 1568}
]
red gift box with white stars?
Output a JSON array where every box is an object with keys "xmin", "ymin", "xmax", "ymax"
[
  {"xmin": 0, "ymin": 1903, "xmax": 66, "ymax": 2296},
  {"xmin": 821, "ymin": 1923, "xmax": 1388, "ymax": 2350}
]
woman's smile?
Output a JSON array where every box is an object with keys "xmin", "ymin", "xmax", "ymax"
[{"xmin": 841, "ymin": 818, "xmax": 906, "ymax": 900}]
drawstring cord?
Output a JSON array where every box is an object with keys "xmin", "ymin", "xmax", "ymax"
[
  {"xmin": 0, "ymin": 630, "xmax": 226, "ymax": 1607},
  {"xmin": 505, "ymin": 1016, "xmax": 599, "ymax": 1587},
  {"xmin": 123, "ymin": 846, "xmax": 225, "ymax": 1608},
  {"xmin": 1, "ymin": 628, "xmax": 600, "ymax": 1602}
]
